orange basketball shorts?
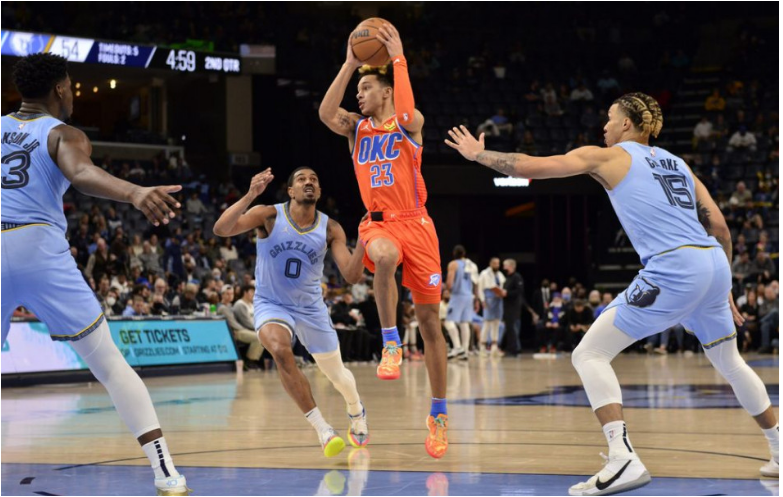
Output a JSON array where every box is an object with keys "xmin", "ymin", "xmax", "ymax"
[{"xmin": 358, "ymin": 214, "xmax": 442, "ymax": 305}]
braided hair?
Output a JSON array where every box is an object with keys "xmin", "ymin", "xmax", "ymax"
[{"xmin": 613, "ymin": 92, "xmax": 663, "ymax": 139}]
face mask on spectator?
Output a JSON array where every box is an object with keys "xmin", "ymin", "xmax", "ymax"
[{"xmin": 106, "ymin": 297, "xmax": 116, "ymax": 306}]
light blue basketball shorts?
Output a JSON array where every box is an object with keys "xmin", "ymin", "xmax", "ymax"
[
  {"xmin": 1, "ymin": 223, "xmax": 105, "ymax": 344},
  {"xmin": 447, "ymin": 294, "xmax": 473, "ymax": 323},
  {"xmin": 253, "ymin": 297, "xmax": 338, "ymax": 354},
  {"xmin": 605, "ymin": 246, "xmax": 736, "ymax": 349}
]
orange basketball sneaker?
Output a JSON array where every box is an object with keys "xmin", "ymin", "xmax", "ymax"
[
  {"xmin": 425, "ymin": 414, "xmax": 449, "ymax": 459},
  {"xmin": 376, "ymin": 341, "xmax": 403, "ymax": 380}
]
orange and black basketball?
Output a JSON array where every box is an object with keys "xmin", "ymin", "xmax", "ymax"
[{"xmin": 350, "ymin": 18, "xmax": 392, "ymax": 66}]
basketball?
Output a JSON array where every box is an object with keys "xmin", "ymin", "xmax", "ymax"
[{"xmin": 350, "ymin": 18, "xmax": 391, "ymax": 66}]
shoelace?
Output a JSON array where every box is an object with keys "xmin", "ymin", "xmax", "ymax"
[
  {"xmin": 380, "ymin": 343, "xmax": 400, "ymax": 365},
  {"xmin": 431, "ymin": 416, "xmax": 447, "ymax": 441},
  {"xmin": 599, "ymin": 452, "xmax": 609, "ymax": 465}
]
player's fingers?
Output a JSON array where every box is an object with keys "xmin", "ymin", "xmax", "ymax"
[
  {"xmin": 151, "ymin": 194, "xmax": 175, "ymax": 222},
  {"xmin": 444, "ymin": 139, "xmax": 459, "ymax": 149},
  {"xmin": 447, "ymin": 130, "xmax": 460, "ymax": 143},
  {"xmin": 146, "ymin": 197, "xmax": 169, "ymax": 225},
  {"xmin": 459, "ymin": 125, "xmax": 472, "ymax": 138},
  {"xmin": 158, "ymin": 193, "xmax": 180, "ymax": 216},
  {"xmin": 139, "ymin": 205, "xmax": 159, "ymax": 227},
  {"xmin": 158, "ymin": 187, "xmax": 182, "ymax": 208},
  {"xmin": 451, "ymin": 127, "xmax": 463, "ymax": 139}
]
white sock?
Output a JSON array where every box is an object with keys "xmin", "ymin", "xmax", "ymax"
[
  {"xmin": 459, "ymin": 322, "xmax": 472, "ymax": 353},
  {"xmin": 142, "ymin": 437, "xmax": 180, "ymax": 480},
  {"xmin": 763, "ymin": 424, "xmax": 779, "ymax": 461},
  {"xmin": 603, "ymin": 420, "xmax": 634, "ymax": 456},
  {"xmin": 306, "ymin": 407, "xmax": 331, "ymax": 434},
  {"xmin": 445, "ymin": 321, "xmax": 461, "ymax": 350}
]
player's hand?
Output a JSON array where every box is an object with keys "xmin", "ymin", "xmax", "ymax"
[
  {"xmin": 729, "ymin": 293, "xmax": 745, "ymax": 326},
  {"xmin": 445, "ymin": 125, "xmax": 485, "ymax": 161},
  {"xmin": 345, "ymin": 33, "xmax": 362, "ymax": 68},
  {"xmin": 131, "ymin": 185, "xmax": 182, "ymax": 227},
  {"xmin": 377, "ymin": 23, "xmax": 403, "ymax": 58},
  {"xmin": 246, "ymin": 168, "xmax": 274, "ymax": 200}
]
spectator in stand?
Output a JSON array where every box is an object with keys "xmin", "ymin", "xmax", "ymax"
[
  {"xmin": 566, "ymin": 132, "xmax": 589, "ymax": 152},
  {"xmin": 179, "ymin": 283, "xmax": 200, "ymax": 315},
  {"xmin": 758, "ymin": 286, "xmax": 779, "ymax": 354},
  {"xmin": 751, "ymin": 251, "xmax": 777, "ymax": 284},
  {"xmin": 570, "ymin": 82, "xmax": 594, "ymax": 103},
  {"xmin": 85, "ymin": 238, "xmax": 115, "ymax": 281},
  {"xmin": 732, "ymin": 251, "xmax": 754, "ymax": 285},
  {"xmin": 518, "ymin": 130, "xmax": 539, "ymax": 155},
  {"xmin": 220, "ymin": 237, "xmax": 239, "ymax": 261},
  {"xmin": 739, "ymin": 288, "xmax": 760, "ymax": 352},
  {"xmin": 186, "ymin": 191, "xmax": 208, "ymax": 217},
  {"xmin": 122, "ymin": 295, "xmax": 148, "ymax": 317},
  {"xmin": 596, "ymin": 70, "xmax": 620, "ymax": 96},
  {"xmin": 149, "ymin": 278, "xmax": 172, "ymax": 315},
  {"xmin": 705, "ymin": 88, "xmax": 726, "ymax": 112},
  {"xmin": 693, "ymin": 116, "xmax": 714, "ymax": 149},
  {"xmin": 541, "ymin": 82, "xmax": 563, "ymax": 116},
  {"xmin": 217, "ymin": 285, "xmax": 263, "ymax": 370},
  {"xmin": 351, "ymin": 274, "xmax": 370, "ymax": 303},
  {"xmin": 524, "ymin": 80, "xmax": 542, "ymax": 102},
  {"xmin": 728, "ymin": 125, "xmax": 758, "ymax": 153},
  {"xmin": 560, "ymin": 286, "xmax": 573, "ymax": 311},
  {"xmin": 594, "ymin": 292, "xmax": 613, "ymax": 318},
  {"xmin": 730, "ymin": 181, "xmax": 753, "ymax": 206},
  {"xmin": 564, "ymin": 299, "xmax": 593, "ymax": 350},
  {"xmin": 539, "ymin": 292, "xmax": 565, "ymax": 353},
  {"xmin": 580, "ymin": 106, "xmax": 601, "ymax": 131},
  {"xmin": 233, "ymin": 285, "xmax": 255, "ymax": 330}
]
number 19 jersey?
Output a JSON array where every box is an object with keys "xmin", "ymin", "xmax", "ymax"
[
  {"xmin": 609, "ymin": 142, "xmax": 720, "ymax": 265},
  {"xmin": 1, "ymin": 113, "xmax": 68, "ymax": 233}
]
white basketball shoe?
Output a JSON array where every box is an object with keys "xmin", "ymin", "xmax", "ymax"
[
  {"xmin": 569, "ymin": 452, "xmax": 651, "ymax": 496},
  {"xmin": 760, "ymin": 457, "xmax": 779, "ymax": 478},
  {"xmin": 155, "ymin": 474, "xmax": 189, "ymax": 496}
]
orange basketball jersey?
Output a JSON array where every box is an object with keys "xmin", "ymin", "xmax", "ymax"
[{"xmin": 351, "ymin": 115, "xmax": 427, "ymax": 212}]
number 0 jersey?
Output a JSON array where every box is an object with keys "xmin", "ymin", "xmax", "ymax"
[
  {"xmin": 254, "ymin": 202, "xmax": 330, "ymax": 308},
  {"xmin": 609, "ymin": 142, "xmax": 720, "ymax": 265},
  {"xmin": 352, "ymin": 115, "xmax": 428, "ymax": 212},
  {"xmin": 1, "ymin": 113, "xmax": 68, "ymax": 232}
]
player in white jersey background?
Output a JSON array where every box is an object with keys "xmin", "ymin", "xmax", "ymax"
[
  {"xmin": 213, "ymin": 166, "xmax": 369, "ymax": 458},
  {"xmin": 445, "ymin": 92, "xmax": 778, "ymax": 496}
]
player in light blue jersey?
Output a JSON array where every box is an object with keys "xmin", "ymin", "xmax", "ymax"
[
  {"xmin": 214, "ymin": 166, "xmax": 369, "ymax": 458},
  {"xmin": 444, "ymin": 245, "xmax": 478, "ymax": 361},
  {"xmin": 1, "ymin": 54, "xmax": 188, "ymax": 495},
  {"xmin": 446, "ymin": 92, "xmax": 778, "ymax": 495}
]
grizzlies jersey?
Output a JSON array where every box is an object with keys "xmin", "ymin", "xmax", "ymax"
[
  {"xmin": 255, "ymin": 203, "xmax": 329, "ymax": 308},
  {"xmin": 1, "ymin": 113, "xmax": 69, "ymax": 232},
  {"xmin": 451, "ymin": 259, "xmax": 474, "ymax": 297},
  {"xmin": 609, "ymin": 142, "xmax": 720, "ymax": 265},
  {"xmin": 352, "ymin": 115, "xmax": 427, "ymax": 212}
]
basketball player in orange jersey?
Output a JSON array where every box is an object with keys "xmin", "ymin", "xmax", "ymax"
[{"xmin": 319, "ymin": 23, "xmax": 448, "ymax": 459}]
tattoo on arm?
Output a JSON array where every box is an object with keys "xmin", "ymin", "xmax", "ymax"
[
  {"xmin": 696, "ymin": 200, "xmax": 712, "ymax": 233},
  {"xmin": 476, "ymin": 151, "xmax": 520, "ymax": 176},
  {"xmin": 337, "ymin": 112, "xmax": 352, "ymax": 130},
  {"xmin": 697, "ymin": 200, "xmax": 732, "ymax": 262}
]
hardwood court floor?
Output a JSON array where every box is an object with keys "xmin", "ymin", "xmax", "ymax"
[{"xmin": 1, "ymin": 353, "xmax": 779, "ymax": 495}]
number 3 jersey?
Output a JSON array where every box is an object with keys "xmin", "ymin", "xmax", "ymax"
[
  {"xmin": 254, "ymin": 202, "xmax": 330, "ymax": 308},
  {"xmin": 1, "ymin": 113, "xmax": 69, "ymax": 232},
  {"xmin": 352, "ymin": 115, "xmax": 428, "ymax": 212},
  {"xmin": 609, "ymin": 142, "xmax": 720, "ymax": 265}
]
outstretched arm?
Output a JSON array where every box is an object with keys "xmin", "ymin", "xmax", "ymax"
[
  {"xmin": 213, "ymin": 169, "xmax": 276, "ymax": 237},
  {"xmin": 690, "ymin": 170, "xmax": 744, "ymax": 326},
  {"xmin": 318, "ymin": 35, "xmax": 363, "ymax": 139},
  {"xmin": 445, "ymin": 125, "xmax": 611, "ymax": 179},
  {"xmin": 377, "ymin": 23, "xmax": 424, "ymax": 133},
  {"xmin": 51, "ymin": 125, "xmax": 181, "ymax": 227},
  {"xmin": 328, "ymin": 219, "xmax": 366, "ymax": 284}
]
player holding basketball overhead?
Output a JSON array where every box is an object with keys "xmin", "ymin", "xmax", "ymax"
[
  {"xmin": 1, "ymin": 54, "xmax": 188, "ymax": 496},
  {"xmin": 213, "ymin": 167, "xmax": 370, "ymax": 458},
  {"xmin": 446, "ymin": 93, "xmax": 779, "ymax": 495},
  {"xmin": 319, "ymin": 22, "xmax": 449, "ymax": 459}
]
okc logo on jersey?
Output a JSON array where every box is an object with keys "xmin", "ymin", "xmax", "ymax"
[
  {"xmin": 355, "ymin": 132, "xmax": 404, "ymax": 165},
  {"xmin": 625, "ymin": 277, "xmax": 660, "ymax": 308},
  {"xmin": 428, "ymin": 273, "xmax": 441, "ymax": 287}
]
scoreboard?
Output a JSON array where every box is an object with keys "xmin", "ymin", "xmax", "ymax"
[{"xmin": 1, "ymin": 30, "xmax": 241, "ymax": 74}]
